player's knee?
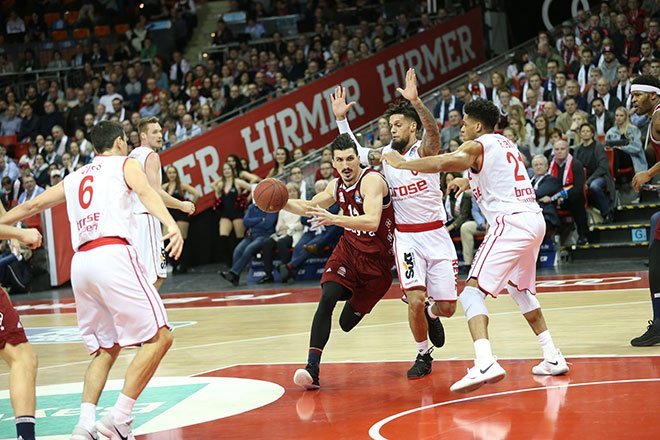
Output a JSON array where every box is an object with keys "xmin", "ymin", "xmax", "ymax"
[
  {"xmin": 459, "ymin": 286, "xmax": 489, "ymax": 320},
  {"xmin": 406, "ymin": 290, "xmax": 426, "ymax": 310},
  {"xmin": 339, "ymin": 303, "xmax": 363, "ymax": 332},
  {"xmin": 466, "ymin": 277, "xmax": 479, "ymax": 288},
  {"xmin": 507, "ymin": 285, "xmax": 541, "ymax": 315},
  {"xmin": 156, "ymin": 327, "xmax": 174, "ymax": 351},
  {"xmin": 436, "ymin": 301, "xmax": 456, "ymax": 317}
]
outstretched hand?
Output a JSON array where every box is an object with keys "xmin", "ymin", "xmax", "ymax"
[
  {"xmin": 396, "ymin": 68, "xmax": 419, "ymax": 102},
  {"xmin": 447, "ymin": 177, "xmax": 470, "ymax": 197},
  {"xmin": 330, "ymin": 86, "xmax": 356, "ymax": 120},
  {"xmin": 163, "ymin": 224, "xmax": 184, "ymax": 260},
  {"xmin": 306, "ymin": 205, "xmax": 337, "ymax": 228}
]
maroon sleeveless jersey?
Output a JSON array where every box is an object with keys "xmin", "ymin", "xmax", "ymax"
[
  {"xmin": 334, "ymin": 168, "xmax": 395, "ymax": 256},
  {"xmin": 650, "ymin": 103, "xmax": 660, "ymax": 162}
]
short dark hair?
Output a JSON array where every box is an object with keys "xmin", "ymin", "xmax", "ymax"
[
  {"xmin": 330, "ymin": 133, "xmax": 358, "ymax": 156},
  {"xmin": 463, "ymin": 100, "xmax": 500, "ymax": 130},
  {"xmin": 138, "ymin": 116, "xmax": 160, "ymax": 135},
  {"xmin": 384, "ymin": 100, "xmax": 421, "ymax": 129},
  {"xmin": 632, "ymin": 74, "xmax": 660, "ymax": 89},
  {"xmin": 91, "ymin": 121, "xmax": 125, "ymax": 154}
]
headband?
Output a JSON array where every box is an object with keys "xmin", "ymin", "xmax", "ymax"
[{"xmin": 631, "ymin": 84, "xmax": 660, "ymax": 95}]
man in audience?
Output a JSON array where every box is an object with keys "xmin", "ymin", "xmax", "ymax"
[
  {"xmin": 440, "ymin": 110, "xmax": 462, "ymax": 150},
  {"xmin": 531, "ymin": 155, "xmax": 561, "ymax": 238}
]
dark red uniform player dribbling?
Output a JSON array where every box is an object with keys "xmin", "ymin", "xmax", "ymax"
[{"xmin": 321, "ymin": 168, "xmax": 395, "ymax": 314}]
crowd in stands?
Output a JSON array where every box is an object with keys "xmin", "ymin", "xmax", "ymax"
[{"xmin": 419, "ymin": 0, "xmax": 659, "ymax": 251}]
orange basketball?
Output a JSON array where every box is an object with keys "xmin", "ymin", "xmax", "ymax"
[{"xmin": 253, "ymin": 178, "xmax": 289, "ymax": 213}]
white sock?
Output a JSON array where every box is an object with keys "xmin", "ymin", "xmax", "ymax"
[
  {"xmin": 474, "ymin": 338, "xmax": 494, "ymax": 368},
  {"xmin": 111, "ymin": 393, "xmax": 136, "ymax": 425},
  {"xmin": 78, "ymin": 402, "xmax": 96, "ymax": 431},
  {"xmin": 416, "ymin": 340, "xmax": 429, "ymax": 354},
  {"xmin": 427, "ymin": 303, "xmax": 438, "ymax": 319},
  {"xmin": 537, "ymin": 330, "xmax": 558, "ymax": 360}
]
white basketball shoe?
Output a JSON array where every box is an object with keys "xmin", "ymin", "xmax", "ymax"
[
  {"xmin": 532, "ymin": 350, "xmax": 569, "ymax": 376},
  {"xmin": 450, "ymin": 359, "xmax": 506, "ymax": 394}
]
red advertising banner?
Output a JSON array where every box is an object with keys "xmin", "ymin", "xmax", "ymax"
[
  {"xmin": 43, "ymin": 204, "xmax": 74, "ymax": 286},
  {"xmin": 160, "ymin": 8, "xmax": 485, "ymax": 212}
]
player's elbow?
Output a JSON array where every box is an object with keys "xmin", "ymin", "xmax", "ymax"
[{"xmin": 363, "ymin": 217, "xmax": 380, "ymax": 232}]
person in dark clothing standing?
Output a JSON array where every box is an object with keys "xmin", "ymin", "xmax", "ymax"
[{"xmin": 573, "ymin": 123, "xmax": 615, "ymax": 223}]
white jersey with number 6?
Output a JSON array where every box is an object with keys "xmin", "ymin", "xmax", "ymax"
[
  {"xmin": 62, "ymin": 155, "xmax": 135, "ymax": 251},
  {"xmin": 467, "ymin": 133, "xmax": 541, "ymax": 225}
]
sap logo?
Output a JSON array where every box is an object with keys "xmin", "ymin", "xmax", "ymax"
[
  {"xmin": 403, "ymin": 252, "xmax": 415, "ymax": 279},
  {"xmin": 391, "ymin": 180, "xmax": 428, "ymax": 197},
  {"xmin": 515, "ymin": 187, "xmax": 535, "ymax": 198}
]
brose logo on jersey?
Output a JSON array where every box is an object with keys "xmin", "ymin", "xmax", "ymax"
[{"xmin": 391, "ymin": 180, "xmax": 428, "ymax": 197}]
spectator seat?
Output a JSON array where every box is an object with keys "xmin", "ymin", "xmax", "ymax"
[
  {"xmin": 73, "ymin": 27, "xmax": 90, "ymax": 40},
  {"xmin": 44, "ymin": 12, "xmax": 61, "ymax": 28},
  {"xmin": 93, "ymin": 25, "xmax": 110, "ymax": 38},
  {"xmin": 64, "ymin": 11, "xmax": 79, "ymax": 27},
  {"xmin": 114, "ymin": 23, "xmax": 130, "ymax": 34},
  {"xmin": 51, "ymin": 30, "xmax": 68, "ymax": 41}
]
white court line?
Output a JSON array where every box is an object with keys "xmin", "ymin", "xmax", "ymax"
[
  {"xmin": 14, "ymin": 286, "xmax": 650, "ymax": 317},
  {"xmin": 368, "ymin": 378, "xmax": 660, "ymax": 440},
  {"xmin": 1, "ymin": 299, "xmax": 652, "ymax": 378}
]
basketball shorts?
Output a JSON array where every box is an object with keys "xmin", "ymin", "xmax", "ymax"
[
  {"xmin": 393, "ymin": 227, "xmax": 458, "ymax": 302},
  {"xmin": 134, "ymin": 213, "xmax": 167, "ymax": 284},
  {"xmin": 468, "ymin": 211, "xmax": 545, "ymax": 297},
  {"xmin": 320, "ymin": 240, "xmax": 394, "ymax": 315},
  {"xmin": 0, "ymin": 288, "xmax": 28, "ymax": 349},
  {"xmin": 71, "ymin": 243, "xmax": 170, "ymax": 353}
]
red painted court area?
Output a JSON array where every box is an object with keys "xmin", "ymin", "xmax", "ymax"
[{"xmin": 137, "ymin": 356, "xmax": 660, "ymax": 440}]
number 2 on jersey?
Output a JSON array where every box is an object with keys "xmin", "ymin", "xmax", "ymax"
[
  {"xmin": 78, "ymin": 176, "xmax": 94, "ymax": 209},
  {"xmin": 506, "ymin": 151, "xmax": 526, "ymax": 182}
]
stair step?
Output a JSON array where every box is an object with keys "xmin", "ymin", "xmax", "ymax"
[
  {"xmin": 589, "ymin": 222, "xmax": 649, "ymax": 231},
  {"xmin": 588, "ymin": 222, "xmax": 650, "ymax": 244},
  {"xmin": 568, "ymin": 241, "xmax": 649, "ymax": 260},
  {"xmin": 614, "ymin": 202, "xmax": 659, "ymax": 223}
]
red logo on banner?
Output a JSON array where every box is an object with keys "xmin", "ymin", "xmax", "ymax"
[{"xmin": 160, "ymin": 9, "xmax": 485, "ymax": 213}]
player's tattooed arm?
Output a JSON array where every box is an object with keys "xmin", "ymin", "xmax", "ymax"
[{"xmin": 397, "ymin": 68, "xmax": 440, "ymax": 157}]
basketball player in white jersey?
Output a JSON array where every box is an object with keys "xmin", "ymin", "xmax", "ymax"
[
  {"xmin": 131, "ymin": 117, "xmax": 195, "ymax": 290},
  {"xmin": 383, "ymin": 99, "xmax": 568, "ymax": 393},
  {"xmin": 331, "ymin": 68, "xmax": 458, "ymax": 379},
  {"xmin": 0, "ymin": 121, "xmax": 184, "ymax": 439}
]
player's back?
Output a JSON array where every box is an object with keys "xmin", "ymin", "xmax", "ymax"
[
  {"xmin": 335, "ymin": 168, "xmax": 395, "ymax": 257},
  {"xmin": 63, "ymin": 155, "xmax": 135, "ymax": 251},
  {"xmin": 382, "ymin": 142, "xmax": 446, "ymax": 225},
  {"xmin": 467, "ymin": 133, "xmax": 541, "ymax": 225},
  {"xmin": 129, "ymin": 146, "xmax": 159, "ymax": 214}
]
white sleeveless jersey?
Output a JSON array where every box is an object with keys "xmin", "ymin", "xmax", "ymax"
[
  {"xmin": 382, "ymin": 141, "xmax": 447, "ymax": 225},
  {"xmin": 129, "ymin": 146, "xmax": 160, "ymax": 214},
  {"xmin": 63, "ymin": 156, "xmax": 135, "ymax": 252},
  {"xmin": 467, "ymin": 133, "xmax": 541, "ymax": 225}
]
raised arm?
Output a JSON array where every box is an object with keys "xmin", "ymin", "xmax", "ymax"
[
  {"xmin": 331, "ymin": 85, "xmax": 384, "ymax": 166},
  {"xmin": 306, "ymin": 173, "xmax": 387, "ymax": 232},
  {"xmin": 397, "ymin": 68, "xmax": 440, "ymax": 158},
  {"xmin": 383, "ymin": 140, "xmax": 483, "ymax": 173},
  {"xmin": 284, "ymin": 178, "xmax": 337, "ymax": 216}
]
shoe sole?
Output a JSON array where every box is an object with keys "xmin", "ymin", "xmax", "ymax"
[
  {"xmin": 407, "ymin": 368, "xmax": 432, "ymax": 380},
  {"xmin": 450, "ymin": 370, "xmax": 506, "ymax": 394},
  {"xmin": 631, "ymin": 337, "xmax": 660, "ymax": 347},
  {"xmin": 293, "ymin": 368, "xmax": 320, "ymax": 390},
  {"xmin": 532, "ymin": 366, "xmax": 570, "ymax": 376}
]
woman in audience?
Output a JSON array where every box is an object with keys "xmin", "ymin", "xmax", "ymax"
[
  {"xmin": 267, "ymin": 147, "xmax": 292, "ymax": 178},
  {"xmin": 605, "ymin": 106, "xmax": 648, "ymax": 173},
  {"xmin": 257, "ymin": 183, "xmax": 304, "ymax": 284},
  {"xmin": 292, "ymin": 148, "xmax": 305, "ymax": 161},
  {"xmin": 19, "ymin": 143, "xmax": 38, "ymax": 169},
  {"xmin": 228, "ymin": 154, "xmax": 261, "ymax": 183},
  {"xmin": 567, "ymin": 112, "xmax": 589, "ymax": 147},
  {"xmin": 163, "ymin": 165, "xmax": 200, "ymax": 273},
  {"xmin": 528, "ymin": 115, "xmax": 553, "ymax": 157},
  {"xmin": 212, "ymin": 162, "xmax": 252, "ymax": 265}
]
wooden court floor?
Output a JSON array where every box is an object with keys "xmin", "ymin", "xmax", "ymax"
[{"xmin": 1, "ymin": 271, "xmax": 659, "ymax": 439}]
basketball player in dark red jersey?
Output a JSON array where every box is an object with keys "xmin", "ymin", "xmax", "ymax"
[
  {"xmin": 282, "ymin": 133, "xmax": 395, "ymax": 390},
  {"xmin": 630, "ymin": 75, "xmax": 660, "ymax": 346}
]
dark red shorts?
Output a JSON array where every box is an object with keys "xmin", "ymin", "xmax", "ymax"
[
  {"xmin": 0, "ymin": 288, "xmax": 28, "ymax": 349},
  {"xmin": 320, "ymin": 241, "xmax": 394, "ymax": 315}
]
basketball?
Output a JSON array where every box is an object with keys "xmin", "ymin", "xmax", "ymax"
[{"xmin": 253, "ymin": 178, "xmax": 289, "ymax": 213}]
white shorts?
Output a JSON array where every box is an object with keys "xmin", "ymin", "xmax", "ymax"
[
  {"xmin": 71, "ymin": 243, "xmax": 169, "ymax": 353},
  {"xmin": 134, "ymin": 213, "xmax": 167, "ymax": 284},
  {"xmin": 393, "ymin": 227, "xmax": 458, "ymax": 302},
  {"xmin": 468, "ymin": 211, "xmax": 545, "ymax": 297}
]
